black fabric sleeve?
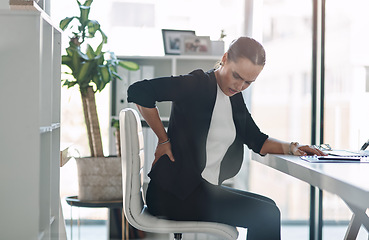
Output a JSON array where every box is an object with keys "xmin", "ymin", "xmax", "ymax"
[
  {"xmin": 127, "ymin": 79, "xmax": 156, "ymax": 108},
  {"xmin": 231, "ymin": 93, "xmax": 268, "ymax": 154},
  {"xmin": 127, "ymin": 71, "xmax": 201, "ymax": 108},
  {"xmin": 243, "ymin": 109, "xmax": 268, "ymax": 154}
]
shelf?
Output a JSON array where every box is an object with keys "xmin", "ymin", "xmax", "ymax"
[
  {"xmin": 39, "ymin": 123, "xmax": 60, "ymax": 133},
  {"xmin": 40, "ymin": 126, "xmax": 52, "ymax": 133}
]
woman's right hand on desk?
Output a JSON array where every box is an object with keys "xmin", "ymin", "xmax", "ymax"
[{"xmin": 152, "ymin": 140, "xmax": 175, "ymax": 167}]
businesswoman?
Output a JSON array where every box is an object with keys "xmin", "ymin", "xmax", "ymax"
[{"xmin": 127, "ymin": 37, "xmax": 325, "ymax": 240}]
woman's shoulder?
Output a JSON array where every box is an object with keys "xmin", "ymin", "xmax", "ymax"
[
  {"xmin": 189, "ymin": 69, "xmax": 206, "ymax": 75},
  {"xmin": 187, "ymin": 69, "xmax": 217, "ymax": 86},
  {"xmin": 174, "ymin": 69, "xmax": 216, "ymax": 101},
  {"xmin": 189, "ymin": 69, "xmax": 214, "ymax": 79}
]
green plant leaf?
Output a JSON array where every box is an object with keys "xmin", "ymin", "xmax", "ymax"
[
  {"xmin": 111, "ymin": 71, "xmax": 122, "ymax": 80},
  {"xmin": 108, "ymin": 63, "xmax": 121, "ymax": 79},
  {"xmin": 76, "ymin": 47, "xmax": 90, "ymax": 61},
  {"xmin": 61, "ymin": 55, "xmax": 72, "ymax": 65},
  {"xmin": 87, "ymin": 20, "xmax": 100, "ymax": 37},
  {"xmin": 86, "ymin": 44, "xmax": 96, "ymax": 59},
  {"xmin": 98, "ymin": 29, "xmax": 108, "ymax": 44},
  {"xmin": 108, "ymin": 61, "xmax": 117, "ymax": 70},
  {"xmin": 62, "ymin": 80, "xmax": 78, "ymax": 88},
  {"xmin": 99, "ymin": 82, "xmax": 107, "ymax": 91},
  {"xmin": 98, "ymin": 65, "xmax": 111, "ymax": 84},
  {"xmin": 91, "ymin": 74, "xmax": 101, "ymax": 89},
  {"xmin": 77, "ymin": 61, "xmax": 91, "ymax": 83},
  {"xmin": 83, "ymin": 0, "xmax": 93, "ymax": 7},
  {"xmin": 59, "ymin": 17, "xmax": 76, "ymax": 30},
  {"xmin": 111, "ymin": 118, "xmax": 119, "ymax": 129},
  {"xmin": 118, "ymin": 61, "xmax": 139, "ymax": 71},
  {"xmin": 95, "ymin": 42, "xmax": 103, "ymax": 55},
  {"xmin": 62, "ymin": 55, "xmax": 72, "ymax": 70},
  {"xmin": 93, "ymin": 73, "xmax": 105, "ymax": 92},
  {"xmin": 79, "ymin": 5, "xmax": 91, "ymax": 26},
  {"xmin": 66, "ymin": 47, "xmax": 74, "ymax": 56},
  {"xmin": 96, "ymin": 53, "xmax": 105, "ymax": 65}
]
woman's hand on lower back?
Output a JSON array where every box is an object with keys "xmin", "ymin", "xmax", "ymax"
[{"xmin": 152, "ymin": 142, "xmax": 175, "ymax": 167}]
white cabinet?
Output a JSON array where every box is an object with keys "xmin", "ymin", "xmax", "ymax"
[{"xmin": 0, "ymin": 7, "xmax": 61, "ymax": 240}]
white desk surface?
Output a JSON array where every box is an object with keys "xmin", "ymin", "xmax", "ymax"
[{"xmin": 251, "ymin": 153, "xmax": 369, "ymax": 210}]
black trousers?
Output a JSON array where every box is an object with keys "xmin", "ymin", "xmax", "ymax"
[{"xmin": 146, "ymin": 179, "xmax": 281, "ymax": 240}]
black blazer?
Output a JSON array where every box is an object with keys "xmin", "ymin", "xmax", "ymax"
[{"xmin": 128, "ymin": 69, "xmax": 268, "ymax": 200}]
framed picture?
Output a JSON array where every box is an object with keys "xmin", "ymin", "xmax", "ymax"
[
  {"xmin": 181, "ymin": 35, "xmax": 211, "ymax": 55},
  {"xmin": 162, "ymin": 29, "xmax": 196, "ymax": 55}
]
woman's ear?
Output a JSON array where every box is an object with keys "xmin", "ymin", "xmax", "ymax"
[{"xmin": 221, "ymin": 52, "xmax": 228, "ymax": 64}]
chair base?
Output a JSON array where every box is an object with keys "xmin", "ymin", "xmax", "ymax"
[{"xmin": 174, "ymin": 233, "xmax": 183, "ymax": 240}]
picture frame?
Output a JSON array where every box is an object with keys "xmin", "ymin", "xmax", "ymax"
[
  {"xmin": 162, "ymin": 29, "xmax": 196, "ymax": 55},
  {"xmin": 180, "ymin": 35, "xmax": 211, "ymax": 55}
]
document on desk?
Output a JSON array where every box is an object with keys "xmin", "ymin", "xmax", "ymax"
[
  {"xmin": 301, "ymin": 150, "xmax": 369, "ymax": 163},
  {"xmin": 325, "ymin": 149, "xmax": 368, "ymax": 157}
]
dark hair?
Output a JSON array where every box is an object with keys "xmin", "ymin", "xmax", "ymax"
[{"xmin": 227, "ymin": 37, "xmax": 266, "ymax": 66}]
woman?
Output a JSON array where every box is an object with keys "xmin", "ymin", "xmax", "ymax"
[{"xmin": 127, "ymin": 37, "xmax": 325, "ymax": 240}]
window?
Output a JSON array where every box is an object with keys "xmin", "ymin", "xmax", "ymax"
[
  {"xmin": 324, "ymin": 0, "xmax": 369, "ymax": 151},
  {"xmin": 249, "ymin": 0, "xmax": 313, "ymax": 238},
  {"xmin": 322, "ymin": 0, "xmax": 369, "ymax": 237}
]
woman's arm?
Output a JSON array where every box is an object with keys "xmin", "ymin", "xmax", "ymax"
[
  {"xmin": 260, "ymin": 137, "xmax": 326, "ymax": 156},
  {"xmin": 128, "ymin": 74, "xmax": 196, "ymax": 166},
  {"xmin": 136, "ymin": 105, "xmax": 175, "ymax": 166}
]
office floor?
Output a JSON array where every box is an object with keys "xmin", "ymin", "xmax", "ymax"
[{"xmin": 65, "ymin": 221, "xmax": 369, "ymax": 240}]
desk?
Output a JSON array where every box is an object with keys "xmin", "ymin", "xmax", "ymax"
[{"xmin": 251, "ymin": 153, "xmax": 369, "ymax": 240}]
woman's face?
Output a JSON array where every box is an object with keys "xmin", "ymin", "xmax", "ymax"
[{"xmin": 215, "ymin": 53, "xmax": 264, "ymax": 97}]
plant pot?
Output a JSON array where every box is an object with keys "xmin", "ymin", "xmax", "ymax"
[{"xmin": 76, "ymin": 156, "xmax": 122, "ymax": 201}]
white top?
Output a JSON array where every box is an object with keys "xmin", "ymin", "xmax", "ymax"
[{"xmin": 202, "ymin": 84, "xmax": 236, "ymax": 185}]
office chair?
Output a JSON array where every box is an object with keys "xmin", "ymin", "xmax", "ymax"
[{"xmin": 119, "ymin": 108, "xmax": 239, "ymax": 240}]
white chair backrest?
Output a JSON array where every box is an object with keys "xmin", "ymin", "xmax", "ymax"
[{"xmin": 119, "ymin": 108, "xmax": 145, "ymax": 224}]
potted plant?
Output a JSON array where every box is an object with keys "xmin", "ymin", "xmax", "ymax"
[{"xmin": 60, "ymin": 0, "xmax": 139, "ymax": 201}]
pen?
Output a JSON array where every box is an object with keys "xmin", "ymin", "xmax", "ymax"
[{"xmin": 360, "ymin": 139, "xmax": 369, "ymax": 151}]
